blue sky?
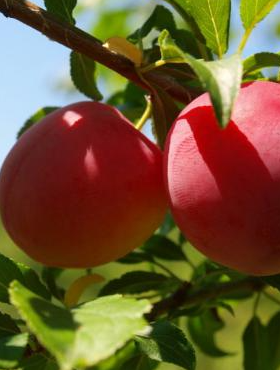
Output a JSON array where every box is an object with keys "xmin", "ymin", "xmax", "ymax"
[{"xmin": 1, "ymin": 1, "xmax": 280, "ymax": 166}]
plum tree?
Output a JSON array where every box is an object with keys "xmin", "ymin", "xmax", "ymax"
[
  {"xmin": 0, "ymin": 102, "xmax": 167, "ymax": 267},
  {"xmin": 164, "ymin": 81, "xmax": 280, "ymax": 276}
]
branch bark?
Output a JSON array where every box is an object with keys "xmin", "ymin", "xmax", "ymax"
[
  {"xmin": 147, "ymin": 277, "xmax": 264, "ymax": 321},
  {"xmin": 0, "ymin": 0, "xmax": 198, "ymax": 104}
]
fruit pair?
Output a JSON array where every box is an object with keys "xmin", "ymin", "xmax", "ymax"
[{"xmin": 1, "ymin": 81, "xmax": 280, "ymax": 276}]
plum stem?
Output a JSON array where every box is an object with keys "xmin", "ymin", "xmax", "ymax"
[{"xmin": 135, "ymin": 98, "xmax": 152, "ymax": 131}]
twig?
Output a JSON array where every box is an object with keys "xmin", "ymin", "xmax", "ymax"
[
  {"xmin": 147, "ymin": 277, "xmax": 264, "ymax": 321},
  {"xmin": 0, "ymin": 0, "xmax": 199, "ymax": 104}
]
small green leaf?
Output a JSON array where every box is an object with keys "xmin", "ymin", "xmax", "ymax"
[
  {"xmin": 188, "ymin": 310, "xmax": 230, "ymax": 357},
  {"xmin": 0, "ymin": 333, "xmax": 29, "ymax": 369},
  {"xmin": 44, "ymin": 0, "xmax": 77, "ymax": 24},
  {"xmin": 240, "ymin": 0, "xmax": 280, "ymax": 31},
  {"xmin": 17, "ymin": 107, "xmax": 59, "ymax": 138},
  {"xmin": 128, "ymin": 5, "xmax": 176, "ymax": 43},
  {"xmin": 99, "ymin": 271, "xmax": 175, "ymax": 296},
  {"xmin": 158, "ymin": 30, "xmax": 242, "ymax": 127},
  {"xmin": 70, "ymin": 51, "xmax": 103, "ymax": 101},
  {"xmin": 189, "ymin": 0, "xmax": 231, "ymax": 57},
  {"xmin": 136, "ymin": 320, "xmax": 196, "ymax": 370},
  {"xmin": 243, "ymin": 52, "xmax": 280, "ymax": 75},
  {"xmin": 267, "ymin": 311, "xmax": 280, "ymax": 370},
  {"xmin": 0, "ymin": 312, "xmax": 20, "ymax": 337},
  {"xmin": 117, "ymin": 251, "xmax": 154, "ymax": 264},
  {"xmin": 243, "ymin": 316, "xmax": 271, "ymax": 370},
  {"xmin": 142, "ymin": 235, "xmax": 186, "ymax": 261},
  {"xmin": 159, "ymin": 212, "xmax": 176, "ymax": 235},
  {"xmin": 10, "ymin": 281, "xmax": 151, "ymax": 370}
]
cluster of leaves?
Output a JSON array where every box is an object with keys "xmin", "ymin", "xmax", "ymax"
[
  {"xmin": 1, "ymin": 215, "xmax": 280, "ymax": 370},
  {"xmin": 4, "ymin": 0, "xmax": 280, "ymax": 369}
]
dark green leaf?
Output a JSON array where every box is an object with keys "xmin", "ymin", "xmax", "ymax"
[
  {"xmin": 243, "ymin": 52, "xmax": 280, "ymax": 75},
  {"xmin": 159, "ymin": 212, "xmax": 176, "ymax": 235},
  {"xmin": 19, "ymin": 354, "xmax": 59, "ymax": 370},
  {"xmin": 142, "ymin": 235, "xmax": 186, "ymax": 261},
  {"xmin": 70, "ymin": 51, "xmax": 103, "ymax": 101},
  {"xmin": 0, "ymin": 333, "xmax": 29, "ymax": 369},
  {"xmin": 262, "ymin": 274, "xmax": 280, "ymax": 292},
  {"xmin": 128, "ymin": 6, "xmax": 176, "ymax": 43},
  {"xmin": 0, "ymin": 312, "xmax": 20, "ymax": 337},
  {"xmin": 44, "ymin": 0, "xmax": 77, "ymax": 24},
  {"xmin": 17, "ymin": 107, "xmax": 59, "ymax": 138},
  {"xmin": 136, "ymin": 320, "xmax": 196, "ymax": 370},
  {"xmin": 119, "ymin": 354, "xmax": 158, "ymax": 370},
  {"xmin": 0, "ymin": 254, "xmax": 29, "ymax": 303},
  {"xmin": 267, "ymin": 311, "xmax": 280, "ymax": 370},
  {"xmin": 158, "ymin": 30, "xmax": 242, "ymax": 127},
  {"xmin": 189, "ymin": 0, "xmax": 231, "ymax": 56},
  {"xmin": 243, "ymin": 316, "xmax": 271, "ymax": 370},
  {"xmin": 17, "ymin": 263, "xmax": 51, "ymax": 300},
  {"xmin": 240, "ymin": 0, "xmax": 280, "ymax": 31},
  {"xmin": 188, "ymin": 310, "xmax": 230, "ymax": 357},
  {"xmin": 117, "ymin": 251, "xmax": 154, "ymax": 264},
  {"xmin": 99, "ymin": 271, "xmax": 175, "ymax": 296},
  {"xmin": 41, "ymin": 267, "xmax": 65, "ymax": 301}
]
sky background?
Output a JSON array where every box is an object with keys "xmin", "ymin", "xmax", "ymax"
[{"xmin": 1, "ymin": 0, "xmax": 280, "ymax": 167}]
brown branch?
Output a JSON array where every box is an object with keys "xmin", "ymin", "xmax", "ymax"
[
  {"xmin": 0, "ymin": 0, "xmax": 198, "ymax": 104},
  {"xmin": 147, "ymin": 277, "xmax": 264, "ymax": 321}
]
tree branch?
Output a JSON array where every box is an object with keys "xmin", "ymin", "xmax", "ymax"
[
  {"xmin": 147, "ymin": 277, "xmax": 264, "ymax": 321},
  {"xmin": 0, "ymin": 0, "xmax": 198, "ymax": 104}
]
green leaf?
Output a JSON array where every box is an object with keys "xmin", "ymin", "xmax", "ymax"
[
  {"xmin": 19, "ymin": 354, "xmax": 59, "ymax": 370},
  {"xmin": 188, "ymin": 310, "xmax": 230, "ymax": 357},
  {"xmin": 99, "ymin": 271, "xmax": 175, "ymax": 296},
  {"xmin": 158, "ymin": 30, "xmax": 242, "ymax": 127},
  {"xmin": 10, "ymin": 281, "xmax": 76, "ymax": 369},
  {"xmin": 17, "ymin": 107, "xmax": 59, "ymax": 139},
  {"xmin": 17, "ymin": 263, "xmax": 51, "ymax": 300},
  {"xmin": 159, "ymin": 212, "xmax": 176, "ymax": 235},
  {"xmin": 72, "ymin": 296, "xmax": 151, "ymax": 368},
  {"xmin": 243, "ymin": 52, "xmax": 280, "ymax": 75},
  {"xmin": 44, "ymin": 0, "xmax": 77, "ymax": 24},
  {"xmin": 0, "ymin": 253, "xmax": 50, "ymax": 303},
  {"xmin": 243, "ymin": 317, "xmax": 271, "ymax": 370},
  {"xmin": 267, "ymin": 311, "xmax": 280, "ymax": 370},
  {"xmin": 41, "ymin": 267, "xmax": 65, "ymax": 301},
  {"xmin": 0, "ymin": 333, "xmax": 29, "ymax": 369},
  {"xmin": 240, "ymin": 0, "xmax": 280, "ymax": 31},
  {"xmin": 117, "ymin": 251, "xmax": 154, "ymax": 265},
  {"xmin": 142, "ymin": 235, "xmax": 186, "ymax": 261},
  {"xmin": 118, "ymin": 354, "xmax": 158, "ymax": 370},
  {"xmin": 189, "ymin": 0, "xmax": 231, "ymax": 57},
  {"xmin": 0, "ymin": 312, "xmax": 20, "ymax": 337},
  {"xmin": 262, "ymin": 274, "xmax": 280, "ymax": 292},
  {"xmin": 70, "ymin": 51, "xmax": 103, "ymax": 101},
  {"xmin": 128, "ymin": 6, "xmax": 176, "ymax": 43},
  {"xmin": 136, "ymin": 320, "xmax": 196, "ymax": 370},
  {"xmin": 10, "ymin": 281, "xmax": 151, "ymax": 370}
]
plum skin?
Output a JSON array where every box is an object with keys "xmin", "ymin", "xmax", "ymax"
[
  {"xmin": 164, "ymin": 81, "xmax": 280, "ymax": 276},
  {"xmin": 0, "ymin": 102, "xmax": 167, "ymax": 268}
]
